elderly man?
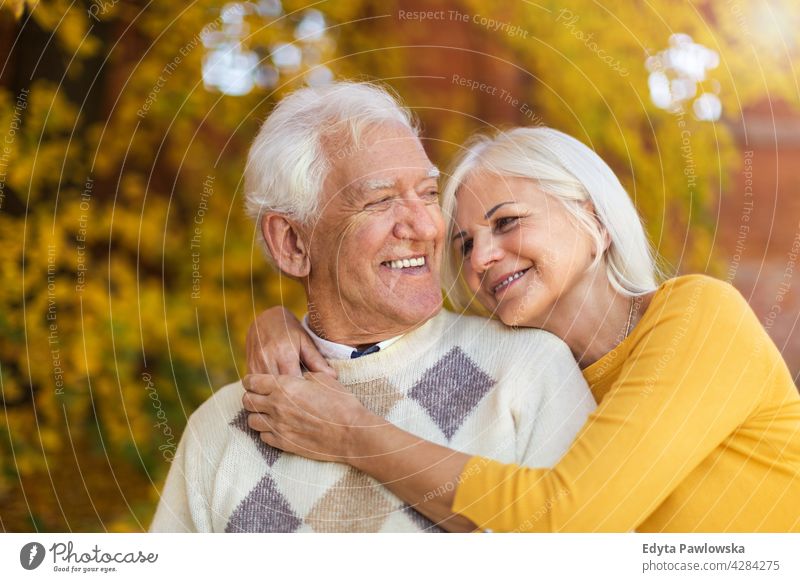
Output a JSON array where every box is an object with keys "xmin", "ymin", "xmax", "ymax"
[{"xmin": 150, "ymin": 82, "xmax": 594, "ymax": 533}]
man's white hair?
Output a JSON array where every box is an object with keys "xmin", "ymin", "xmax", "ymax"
[
  {"xmin": 244, "ymin": 81, "xmax": 418, "ymax": 258},
  {"xmin": 441, "ymin": 127, "xmax": 661, "ymax": 311}
]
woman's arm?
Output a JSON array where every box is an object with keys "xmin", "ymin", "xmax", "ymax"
[
  {"xmin": 246, "ymin": 307, "xmax": 335, "ymax": 377},
  {"xmin": 246, "ymin": 278, "xmax": 774, "ymax": 532},
  {"xmin": 242, "ymin": 372, "xmax": 477, "ymax": 531},
  {"xmin": 451, "ymin": 277, "xmax": 769, "ymax": 531},
  {"xmin": 243, "ymin": 334, "xmax": 594, "ymax": 532},
  {"xmin": 347, "ymin": 419, "xmax": 477, "ymax": 531}
]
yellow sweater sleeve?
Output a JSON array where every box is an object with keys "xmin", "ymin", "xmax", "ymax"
[{"xmin": 452, "ymin": 276, "xmax": 775, "ymax": 531}]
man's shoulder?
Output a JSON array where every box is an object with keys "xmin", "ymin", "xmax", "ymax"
[
  {"xmin": 184, "ymin": 380, "xmax": 245, "ymax": 437},
  {"xmin": 433, "ymin": 310, "xmax": 574, "ymax": 366},
  {"xmin": 436, "ymin": 309, "xmax": 568, "ymax": 349}
]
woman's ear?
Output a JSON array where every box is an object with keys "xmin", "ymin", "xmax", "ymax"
[
  {"xmin": 581, "ymin": 200, "xmax": 611, "ymax": 254},
  {"xmin": 260, "ymin": 214, "xmax": 311, "ymax": 278}
]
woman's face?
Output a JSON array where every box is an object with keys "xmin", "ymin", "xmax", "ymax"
[{"xmin": 452, "ymin": 172, "xmax": 599, "ymax": 327}]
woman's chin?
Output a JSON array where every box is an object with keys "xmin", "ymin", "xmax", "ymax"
[
  {"xmin": 492, "ymin": 291, "xmax": 549, "ymax": 328},
  {"xmin": 494, "ymin": 302, "xmax": 530, "ymax": 328},
  {"xmin": 475, "ymin": 287, "xmax": 541, "ymax": 327}
]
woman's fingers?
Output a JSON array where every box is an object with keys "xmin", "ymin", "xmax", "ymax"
[
  {"xmin": 304, "ymin": 371, "xmax": 348, "ymax": 393},
  {"xmin": 240, "ymin": 373, "xmax": 365, "ymax": 463},
  {"xmin": 300, "ymin": 337, "xmax": 336, "ymax": 377},
  {"xmin": 276, "ymin": 347, "xmax": 304, "ymax": 377},
  {"xmin": 263, "ymin": 307, "xmax": 308, "ymax": 375},
  {"xmin": 256, "ymin": 355, "xmax": 277, "ymax": 376},
  {"xmin": 242, "ymin": 373, "xmax": 278, "ymax": 395},
  {"xmin": 247, "ymin": 412, "xmax": 274, "ymax": 432},
  {"xmin": 242, "ymin": 390, "xmax": 270, "ymax": 413},
  {"xmin": 243, "ymin": 307, "xmax": 335, "ymax": 378},
  {"xmin": 245, "ymin": 325, "xmax": 271, "ymax": 375},
  {"xmin": 260, "ymin": 430, "xmax": 279, "ymax": 449}
]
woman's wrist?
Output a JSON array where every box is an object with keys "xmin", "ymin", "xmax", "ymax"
[
  {"xmin": 337, "ymin": 412, "xmax": 477, "ymax": 530},
  {"xmin": 341, "ymin": 407, "xmax": 398, "ymax": 468}
]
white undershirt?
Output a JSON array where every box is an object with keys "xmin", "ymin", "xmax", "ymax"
[{"xmin": 300, "ymin": 314, "xmax": 403, "ymax": 360}]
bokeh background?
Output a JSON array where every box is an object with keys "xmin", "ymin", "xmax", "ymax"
[{"xmin": 1, "ymin": 0, "xmax": 798, "ymax": 531}]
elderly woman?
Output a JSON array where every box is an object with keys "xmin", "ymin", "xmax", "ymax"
[{"xmin": 243, "ymin": 127, "xmax": 800, "ymax": 532}]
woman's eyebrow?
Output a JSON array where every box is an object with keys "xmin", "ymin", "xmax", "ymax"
[
  {"xmin": 451, "ymin": 230, "xmax": 467, "ymax": 243},
  {"xmin": 451, "ymin": 199, "xmax": 517, "ymax": 242},
  {"xmin": 484, "ymin": 201, "xmax": 516, "ymax": 219}
]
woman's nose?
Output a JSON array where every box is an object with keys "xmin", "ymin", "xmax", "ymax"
[{"xmin": 470, "ymin": 232, "xmax": 503, "ymax": 274}]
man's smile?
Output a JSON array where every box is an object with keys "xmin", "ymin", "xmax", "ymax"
[{"xmin": 381, "ymin": 255, "xmax": 427, "ymax": 270}]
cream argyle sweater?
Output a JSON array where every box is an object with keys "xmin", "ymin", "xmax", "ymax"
[{"xmin": 150, "ymin": 310, "xmax": 596, "ymax": 532}]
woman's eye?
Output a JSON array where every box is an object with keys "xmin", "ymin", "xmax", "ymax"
[
  {"xmin": 495, "ymin": 216, "xmax": 519, "ymax": 231},
  {"xmin": 460, "ymin": 239, "xmax": 473, "ymax": 257}
]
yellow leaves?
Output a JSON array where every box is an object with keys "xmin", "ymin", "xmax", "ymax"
[
  {"xmin": 0, "ymin": 376, "xmax": 25, "ymax": 407},
  {"xmin": 25, "ymin": 0, "xmax": 99, "ymax": 57},
  {"xmin": 3, "ymin": 0, "xmax": 37, "ymax": 20},
  {"xmin": 39, "ymin": 426, "xmax": 61, "ymax": 451},
  {"xmin": 9, "ymin": 0, "xmax": 792, "ymax": 532},
  {"xmin": 106, "ymin": 516, "xmax": 139, "ymax": 533},
  {"xmin": 453, "ymin": 0, "xmax": 766, "ymax": 276},
  {"xmin": 6, "ymin": 0, "xmax": 25, "ymax": 19},
  {"xmin": 62, "ymin": 5, "xmax": 99, "ymax": 57},
  {"xmin": 5, "ymin": 0, "xmax": 309, "ymax": 530},
  {"xmin": 14, "ymin": 451, "xmax": 40, "ymax": 476},
  {"xmin": 28, "ymin": 81, "xmax": 79, "ymax": 132}
]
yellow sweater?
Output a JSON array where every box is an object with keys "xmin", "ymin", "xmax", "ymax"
[{"xmin": 452, "ymin": 275, "xmax": 800, "ymax": 532}]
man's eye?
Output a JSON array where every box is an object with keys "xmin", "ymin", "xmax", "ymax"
[
  {"xmin": 423, "ymin": 190, "xmax": 440, "ymax": 202},
  {"xmin": 364, "ymin": 197, "xmax": 394, "ymax": 210}
]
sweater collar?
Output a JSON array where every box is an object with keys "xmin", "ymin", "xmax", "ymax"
[
  {"xmin": 324, "ymin": 309, "xmax": 456, "ymax": 384},
  {"xmin": 301, "ymin": 314, "xmax": 403, "ymax": 361}
]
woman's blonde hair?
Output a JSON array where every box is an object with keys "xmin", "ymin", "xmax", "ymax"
[{"xmin": 441, "ymin": 127, "xmax": 661, "ymax": 312}]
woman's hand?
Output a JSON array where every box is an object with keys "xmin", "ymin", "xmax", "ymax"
[
  {"xmin": 242, "ymin": 372, "xmax": 377, "ymax": 463},
  {"xmin": 245, "ymin": 307, "xmax": 335, "ymax": 377},
  {"xmin": 243, "ymin": 372, "xmax": 477, "ymax": 531}
]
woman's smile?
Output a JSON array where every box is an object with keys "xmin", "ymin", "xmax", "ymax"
[
  {"xmin": 489, "ymin": 266, "xmax": 532, "ymax": 299},
  {"xmin": 453, "ymin": 172, "xmax": 598, "ymax": 327}
]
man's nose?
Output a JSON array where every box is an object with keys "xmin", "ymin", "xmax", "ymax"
[
  {"xmin": 471, "ymin": 231, "xmax": 503, "ymax": 274},
  {"xmin": 393, "ymin": 197, "xmax": 441, "ymax": 241}
]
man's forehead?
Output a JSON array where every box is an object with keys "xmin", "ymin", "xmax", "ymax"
[
  {"xmin": 345, "ymin": 124, "xmax": 427, "ymax": 162},
  {"xmin": 325, "ymin": 165, "xmax": 438, "ymax": 209},
  {"xmin": 323, "ymin": 123, "xmax": 437, "ymax": 204}
]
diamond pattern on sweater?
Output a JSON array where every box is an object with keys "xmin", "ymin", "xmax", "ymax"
[
  {"xmin": 230, "ymin": 408, "xmax": 281, "ymax": 466},
  {"xmin": 348, "ymin": 377, "xmax": 403, "ymax": 417},
  {"xmin": 224, "ymin": 474, "xmax": 301, "ymax": 532},
  {"xmin": 305, "ymin": 467, "xmax": 394, "ymax": 532},
  {"xmin": 401, "ymin": 504, "xmax": 445, "ymax": 533},
  {"xmin": 409, "ymin": 346, "xmax": 496, "ymax": 439}
]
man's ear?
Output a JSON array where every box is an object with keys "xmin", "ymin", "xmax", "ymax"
[{"xmin": 261, "ymin": 213, "xmax": 311, "ymax": 278}]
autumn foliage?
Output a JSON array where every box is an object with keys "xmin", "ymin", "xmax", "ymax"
[{"xmin": 1, "ymin": 0, "xmax": 796, "ymax": 531}]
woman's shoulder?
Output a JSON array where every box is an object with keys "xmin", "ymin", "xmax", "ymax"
[
  {"xmin": 645, "ymin": 274, "xmax": 757, "ymax": 339},
  {"xmin": 657, "ymin": 274, "xmax": 747, "ymax": 311}
]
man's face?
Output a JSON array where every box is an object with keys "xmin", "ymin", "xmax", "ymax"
[{"xmin": 304, "ymin": 122, "xmax": 444, "ymax": 345}]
